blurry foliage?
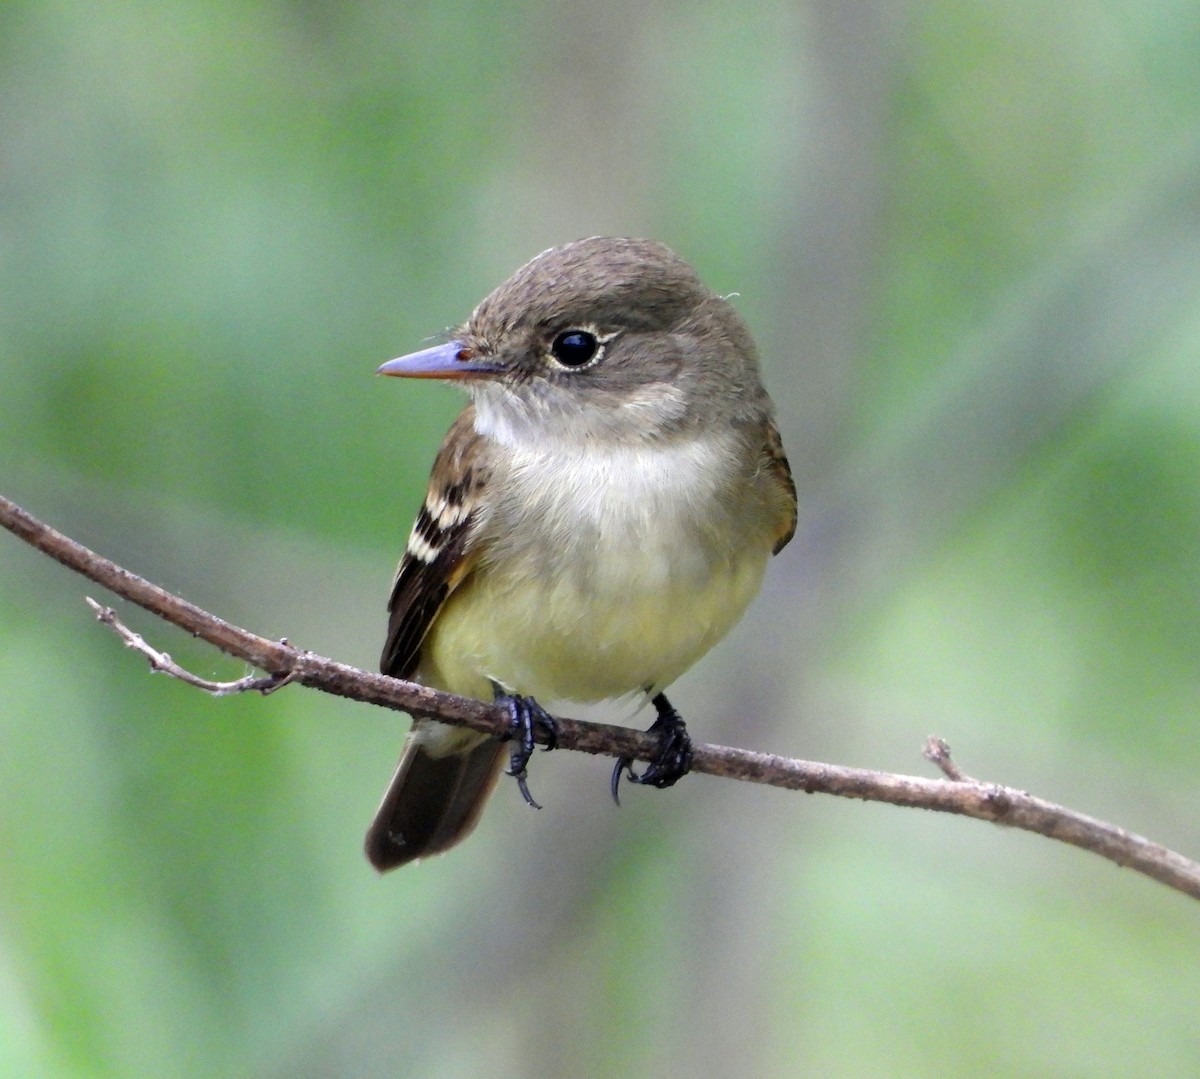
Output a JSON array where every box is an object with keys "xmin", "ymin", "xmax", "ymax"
[{"xmin": 2, "ymin": 3, "xmax": 1200, "ymax": 1077}]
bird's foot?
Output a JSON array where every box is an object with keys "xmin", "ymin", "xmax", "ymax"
[
  {"xmin": 493, "ymin": 685, "xmax": 557, "ymax": 810},
  {"xmin": 611, "ymin": 693, "xmax": 693, "ymax": 805}
]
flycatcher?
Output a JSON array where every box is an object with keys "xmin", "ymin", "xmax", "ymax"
[{"xmin": 365, "ymin": 237, "xmax": 796, "ymax": 871}]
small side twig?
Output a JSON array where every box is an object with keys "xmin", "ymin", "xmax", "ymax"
[
  {"xmin": 85, "ymin": 598, "xmax": 293, "ymax": 696},
  {"xmin": 923, "ymin": 736, "xmax": 977, "ymax": 783}
]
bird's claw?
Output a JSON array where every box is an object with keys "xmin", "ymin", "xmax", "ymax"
[
  {"xmin": 611, "ymin": 693, "xmax": 693, "ymax": 805},
  {"xmin": 493, "ymin": 688, "xmax": 557, "ymax": 810}
]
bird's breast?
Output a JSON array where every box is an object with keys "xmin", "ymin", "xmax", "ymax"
[{"xmin": 418, "ymin": 436, "xmax": 775, "ymax": 705}]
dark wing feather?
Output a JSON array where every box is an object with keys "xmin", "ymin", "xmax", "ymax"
[
  {"xmin": 764, "ymin": 417, "xmax": 797, "ymax": 554},
  {"xmin": 380, "ymin": 407, "xmax": 487, "ymax": 678}
]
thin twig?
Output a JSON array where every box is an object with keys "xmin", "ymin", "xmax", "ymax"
[
  {"xmin": 923, "ymin": 735, "xmax": 977, "ymax": 783},
  {"xmin": 85, "ymin": 598, "xmax": 290, "ymax": 695},
  {"xmin": 3, "ymin": 492, "xmax": 1199, "ymax": 901}
]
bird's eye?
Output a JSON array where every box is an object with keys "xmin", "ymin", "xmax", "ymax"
[{"xmin": 550, "ymin": 329, "xmax": 600, "ymax": 368}]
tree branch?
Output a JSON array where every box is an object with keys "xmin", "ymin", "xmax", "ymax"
[{"xmin": 3, "ymin": 491, "xmax": 1199, "ymax": 901}]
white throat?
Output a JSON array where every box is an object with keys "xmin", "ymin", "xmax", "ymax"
[{"xmin": 470, "ymin": 379, "xmax": 691, "ymax": 449}]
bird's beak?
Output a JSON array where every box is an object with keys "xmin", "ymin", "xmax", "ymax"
[{"xmin": 376, "ymin": 341, "xmax": 503, "ymax": 380}]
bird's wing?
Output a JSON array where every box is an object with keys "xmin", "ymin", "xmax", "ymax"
[
  {"xmin": 764, "ymin": 416, "xmax": 798, "ymax": 555},
  {"xmin": 380, "ymin": 407, "xmax": 488, "ymax": 678}
]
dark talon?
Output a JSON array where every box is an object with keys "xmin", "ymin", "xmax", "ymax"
[
  {"xmin": 610, "ymin": 757, "xmax": 632, "ymax": 806},
  {"xmin": 611, "ymin": 693, "xmax": 693, "ymax": 804},
  {"xmin": 492, "ymin": 685, "xmax": 557, "ymax": 810},
  {"xmin": 513, "ymin": 769, "xmax": 541, "ymax": 810}
]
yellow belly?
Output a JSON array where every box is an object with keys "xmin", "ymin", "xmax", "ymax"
[{"xmin": 418, "ymin": 545, "xmax": 770, "ymax": 706}]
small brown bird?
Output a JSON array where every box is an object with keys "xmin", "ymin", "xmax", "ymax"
[{"xmin": 365, "ymin": 237, "xmax": 796, "ymax": 871}]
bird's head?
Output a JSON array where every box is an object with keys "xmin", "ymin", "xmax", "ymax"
[{"xmin": 378, "ymin": 237, "xmax": 769, "ymax": 445}]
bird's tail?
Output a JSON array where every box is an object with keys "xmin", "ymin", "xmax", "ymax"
[{"xmin": 364, "ymin": 720, "xmax": 507, "ymax": 871}]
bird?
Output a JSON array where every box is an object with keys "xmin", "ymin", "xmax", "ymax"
[{"xmin": 364, "ymin": 237, "xmax": 796, "ymax": 871}]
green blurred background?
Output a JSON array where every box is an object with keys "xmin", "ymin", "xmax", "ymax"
[{"xmin": 3, "ymin": 3, "xmax": 1200, "ymax": 1076}]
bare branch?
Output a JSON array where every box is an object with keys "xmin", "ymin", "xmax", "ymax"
[
  {"xmin": 3, "ymin": 492, "xmax": 1199, "ymax": 901},
  {"xmin": 85, "ymin": 597, "xmax": 293, "ymax": 695},
  {"xmin": 923, "ymin": 735, "xmax": 977, "ymax": 783}
]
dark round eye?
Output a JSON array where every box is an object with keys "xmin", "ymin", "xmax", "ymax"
[{"xmin": 550, "ymin": 329, "xmax": 600, "ymax": 368}]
